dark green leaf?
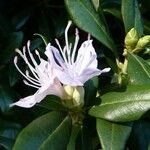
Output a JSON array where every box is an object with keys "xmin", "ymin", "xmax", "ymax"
[
  {"xmin": 8, "ymin": 64, "xmax": 20, "ymax": 86},
  {"xmin": 84, "ymin": 77, "xmax": 98, "ymax": 107},
  {"xmin": 129, "ymin": 120, "xmax": 150, "ymax": 150},
  {"xmin": 127, "ymin": 52, "xmax": 150, "ymax": 85},
  {"xmin": 40, "ymin": 116, "xmax": 72, "ymax": 150},
  {"xmin": 0, "ymin": 31, "xmax": 24, "ymax": 64},
  {"xmin": 37, "ymin": 12, "xmax": 53, "ymax": 41},
  {"xmin": 37, "ymin": 95, "xmax": 67, "ymax": 111},
  {"xmin": 121, "ymin": 0, "xmax": 143, "ymax": 36},
  {"xmin": 0, "ymin": 119, "xmax": 21, "ymax": 150},
  {"xmin": 144, "ymin": 19, "xmax": 150, "ymax": 34},
  {"xmin": 103, "ymin": 8, "xmax": 122, "ymax": 20},
  {"xmin": 0, "ymin": 85, "xmax": 16, "ymax": 112},
  {"xmin": 12, "ymin": 111, "xmax": 66, "ymax": 150},
  {"xmin": 97, "ymin": 118, "xmax": 132, "ymax": 150},
  {"xmin": 89, "ymin": 85, "xmax": 150, "ymax": 122},
  {"xmin": 13, "ymin": 11, "xmax": 30, "ymax": 30},
  {"xmin": 65, "ymin": 0, "xmax": 116, "ymax": 52},
  {"xmin": 0, "ymin": 136, "xmax": 14, "ymax": 150}
]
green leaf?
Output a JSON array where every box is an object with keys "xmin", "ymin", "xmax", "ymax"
[
  {"xmin": 12, "ymin": 111, "xmax": 66, "ymax": 150},
  {"xmin": 0, "ymin": 119, "xmax": 21, "ymax": 139},
  {"xmin": 0, "ymin": 85, "xmax": 16, "ymax": 112},
  {"xmin": 97, "ymin": 118, "xmax": 132, "ymax": 150},
  {"xmin": 91, "ymin": 0, "xmax": 99, "ymax": 11},
  {"xmin": 103, "ymin": 8, "xmax": 122, "ymax": 20},
  {"xmin": 0, "ymin": 31, "xmax": 24, "ymax": 64},
  {"xmin": 89, "ymin": 85, "xmax": 150, "ymax": 122},
  {"xmin": 65, "ymin": 0, "xmax": 116, "ymax": 52},
  {"xmin": 144, "ymin": 19, "xmax": 150, "ymax": 34},
  {"xmin": 67, "ymin": 124, "xmax": 80, "ymax": 150},
  {"xmin": 127, "ymin": 52, "xmax": 150, "ymax": 85},
  {"xmin": 121, "ymin": 0, "xmax": 143, "ymax": 36},
  {"xmin": 0, "ymin": 136, "xmax": 14, "ymax": 150},
  {"xmin": 40, "ymin": 116, "xmax": 72, "ymax": 150},
  {"xmin": 8, "ymin": 64, "xmax": 20, "ymax": 86},
  {"xmin": 0, "ymin": 119, "xmax": 21, "ymax": 150},
  {"xmin": 36, "ymin": 11, "xmax": 53, "ymax": 41},
  {"xmin": 84, "ymin": 77, "xmax": 98, "ymax": 107},
  {"xmin": 129, "ymin": 120, "xmax": 150, "ymax": 150},
  {"xmin": 37, "ymin": 95, "xmax": 67, "ymax": 111}
]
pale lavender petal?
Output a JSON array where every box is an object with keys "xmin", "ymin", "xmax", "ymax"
[
  {"xmin": 75, "ymin": 40, "xmax": 98, "ymax": 76},
  {"xmin": 35, "ymin": 78, "xmax": 66, "ymax": 102},
  {"xmin": 77, "ymin": 68, "xmax": 101, "ymax": 83},
  {"xmin": 9, "ymin": 95, "xmax": 36, "ymax": 108},
  {"xmin": 45, "ymin": 44, "xmax": 66, "ymax": 70},
  {"xmin": 101, "ymin": 67, "xmax": 111, "ymax": 73},
  {"xmin": 55, "ymin": 69, "xmax": 83, "ymax": 86}
]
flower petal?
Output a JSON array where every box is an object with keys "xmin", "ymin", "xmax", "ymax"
[
  {"xmin": 55, "ymin": 69, "xmax": 83, "ymax": 86},
  {"xmin": 75, "ymin": 40, "xmax": 97, "ymax": 76},
  {"xmin": 9, "ymin": 95, "xmax": 36, "ymax": 108},
  {"xmin": 45, "ymin": 44, "xmax": 66, "ymax": 70}
]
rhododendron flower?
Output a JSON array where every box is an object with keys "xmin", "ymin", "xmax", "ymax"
[
  {"xmin": 10, "ymin": 41, "xmax": 64, "ymax": 108},
  {"xmin": 45, "ymin": 21, "xmax": 110, "ymax": 86}
]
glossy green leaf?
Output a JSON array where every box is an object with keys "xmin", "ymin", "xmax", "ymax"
[
  {"xmin": 97, "ymin": 118, "xmax": 132, "ymax": 150},
  {"xmin": 65, "ymin": 0, "xmax": 116, "ymax": 52},
  {"xmin": 121, "ymin": 0, "xmax": 143, "ymax": 36},
  {"xmin": 127, "ymin": 52, "xmax": 150, "ymax": 85},
  {"xmin": 13, "ymin": 111, "xmax": 66, "ymax": 150},
  {"xmin": 89, "ymin": 85, "xmax": 150, "ymax": 122},
  {"xmin": 40, "ymin": 116, "xmax": 72, "ymax": 150}
]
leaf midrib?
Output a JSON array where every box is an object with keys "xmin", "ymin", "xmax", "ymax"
[{"xmin": 100, "ymin": 99, "xmax": 150, "ymax": 106}]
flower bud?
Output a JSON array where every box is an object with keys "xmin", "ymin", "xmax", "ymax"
[
  {"xmin": 63, "ymin": 85, "xmax": 85, "ymax": 108},
  {"xmin": 134, "ymin": 35, "xmax": 150, "ymax": 52},
  {"xmin": 125, "ymin": 28, "xmax": 138, "ymax": 50},
  {"xmin": 64, "ymin": 85, "xmax": 74, "ymax": 99},
  {"xmin": 73, "ymin": 86, "xmax": 85, "ymax": 107}
]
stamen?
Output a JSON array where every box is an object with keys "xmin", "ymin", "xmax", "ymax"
[
  {"xmin": 88, "ymin": 33, "xmax": 91, "ymax": 40},
  {"xmin": 55, "ymin": 39, "xmax": 68, "ymax": 64},
  {"xmin": 14, "ymin": 57, "xmax": 41, "ymax": 87},
  {"xmin": 27, "ymin": 41, "xmax": 38, "ymax": 67},
  {"xmin": 23, "ymin": 80, "xmax": 40, "ymax": 89},
  {"xmin": 35, "ymin": 50, "xmax": 42, "ymax": 62},
  {"xmin": 72, "ymin": 28, "xmax": 79, "ymax": 64},
  {"xmin": 15, "ymin": 48, "xmax": 24, "ymax": 58},
  {"xmin": 25, "ymin": 70, "xmax": 40, "ymax": 83},
  {"xmin": 21, "ymin": 46, "xmax": 39, "ymax": 80},
  {"xmin": 65, "ymin": 21, "xmax": 72, "ymax": 65}
]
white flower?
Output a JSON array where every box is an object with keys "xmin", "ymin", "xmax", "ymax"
[
  {"xmin": 10, "ymin": 41, "xmax": 64, "ymax": 108},
  {"xmin": 45, "ymin": 21, "xmax": 110, "ymax": 86}
]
